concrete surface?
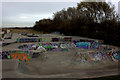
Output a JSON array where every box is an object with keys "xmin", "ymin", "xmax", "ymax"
[{"xmin": 1, "ymin": 33, "xmax": 120, "ymax": 78}]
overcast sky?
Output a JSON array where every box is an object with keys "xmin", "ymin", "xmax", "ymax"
[{"xmin": 1, "ymin": 1, "xmax": 120, "ymax": 28}]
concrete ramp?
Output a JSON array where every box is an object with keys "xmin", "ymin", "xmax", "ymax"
[
  {"xmin": 1, "ymin": 57, "xmax": 120, "ymax": 78},
  {"xmin": 2, "ymin": 59, "xmax": 30, "ymax": 78},
  {"xmin": 2, "ymin": 59, "xmax": 19, "ymax": 71}
]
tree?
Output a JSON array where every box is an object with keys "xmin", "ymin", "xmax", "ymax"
[{"xmin": 77, "ymin": 1, "xmax": 118, "ymax": 23}]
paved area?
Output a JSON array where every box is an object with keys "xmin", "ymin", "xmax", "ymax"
[{"xmin": 1, "ymin": 33, "xmax": 120, "ymax": 78}]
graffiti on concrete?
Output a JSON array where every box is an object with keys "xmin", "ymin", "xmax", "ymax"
[
  {"xmin": 1, "ymin": 51, "xmax": 31, "ymax": 62},
  {"xmin": 18, "ymin": 43, "xmax": 59, "ymax": 51},
  {"xmin": 91, "ymin": 42, "xmax": 99, "ymax": 49},
  {"xmin": 9, "ymin": 53, "xmax": 30, "ymax": 62},
  {"xmin": 74, "ymin": 52, "xmax": 88, "ymax": 63},
  {"xmin": 87, "ymin": 52, "xmax": 103, "ymax": 61},
  {"xmin": 18, "ymin": 44, "xmax": 32, "ymax": 50},
  {"xmin": 52, "ymin": 38, "xmax": 59, "ymax": 42},
  {"xmin": 108, "ymin": 51, "xmax": 120, "ymax": 62},
  {"xmin": 60, "ymin": 42, "xmax": 76, "ymax": 49},
  {"xmin": 2, "ymin": 51, "xmax": 10, "ymax": 59},
  {"xmin": 17, "ymin": 37, "xmax": 73, "ymax": 43},
  {"xmin": 39, "ymin": 38, "xmax": 52, "ymax": 42},
  {"xmin": 74, "ymin": 51, "xmax": 110, "ymax": 63},
  {"xmin": 76, "ymin": 42, "xmax": 91, "ymax": 49},
  {"xmin": 17, "ymin": 38, "xmax": 38, "ymax": 43}
]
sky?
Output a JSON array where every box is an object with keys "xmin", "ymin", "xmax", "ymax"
[{"xmin": 1, "ymin": 0, "xmax": 120, "ymax": 28}]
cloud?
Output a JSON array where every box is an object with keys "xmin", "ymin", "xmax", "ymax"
[
  {"xmin": 2, "ymin": 2, "xmax": 77, "ymax": 27},
  {"xmin": 1, "ymin": 1, "xmax": 119, "ymax": 27}
]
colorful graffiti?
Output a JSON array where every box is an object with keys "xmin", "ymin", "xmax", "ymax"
[
  {"xmin": 109, "ymin": 51, "xmax": 120, "ymax": 62},
  {"xmin": 87, "ymin": 52, "xmax": 103, "ymax": 61},
  {"xmin": 76, "ymin": 42, "xmax": 91, "ymax": 49},
  {"xmin": 2, "ymin": 51, "xmax": 10, "ymax": 59},
  {"xmin": 18, "ymin": 41, "xmax": 102, "ymax": 51},
  {"xmin": 17, "ymin": 38, "xmax": 38, "ymax": 43},
  {"xmin": 74, "ymin": 50, "xmax": 120, "ymax": 64},
  {"xmin": 91, "ymin": 42, "xmax": 99, "ymax": 49},
  {"xmin": 18, "ymin": 43, "xmax": 59, "ymax": 51},
  {"xmin": 60, "ymin": 42, "xmax": 76, "ymax": 49},
  {"xmin": 9, "ymin": 53, "xmax": 30, "ymax": 62},
  {"xmin": 1, "ymin": 51, "xmax": 31, "ymax": 62},
  {"xmin": 75, "ymin": 52, "xmax": 88, "ymax": 63},
  {"xmin": 39, "ymin": 38, "xmax": 52, "ymax": 42},
  {"xmin": 17, "ymin": 37, "xmax": 73, "ymax": 43},
  {"xmin": 18, "ymin": 44, "xmax": 32, "ymax": 50},
  {"xmin": 74, "ymin": 51, "xmax": 109, "ymax": 63}
]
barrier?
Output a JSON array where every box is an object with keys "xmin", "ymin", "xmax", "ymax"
[
  {"xmin": 18, "ymin": 43, "xmax": 59, "ymax": 51},
  {"xmin": 17, "ymin": 37, "xmax": 102, "ymax": 44},
  {"xmin": 17, "ymin": 37, "xmax": 73, "ymax": 43},
  {"xmin": 18, "ymin": 41, "xmax": 101, "ymax": 50},
  {"xmin": 73, "ymin": 39, "xmax": 94, "ymax": 44},
  {"xmin": 17, "ymin": 38, "xmax": 38, "ymax": 43}
]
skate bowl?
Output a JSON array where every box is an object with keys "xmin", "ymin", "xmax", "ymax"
[
  {"xmin": 9, "ymin": 47, "xmax": 120, "ymax": 78},
  {"xmin": 2, "ymin": 49, "xmax": 120, "ymax": 78},
  {"xmin": 2, "ymin": 34, "xmax": 120, "ymax": 78}
]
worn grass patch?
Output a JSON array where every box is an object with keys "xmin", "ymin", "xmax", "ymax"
[{"xmin": 9, "ymin": 28, "xmax": 45, "ymax": 34}]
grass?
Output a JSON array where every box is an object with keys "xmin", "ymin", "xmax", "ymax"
[{"xmin": 8, "ymin": 28, "xmax": 45, "ymax": 34}]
